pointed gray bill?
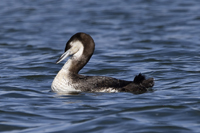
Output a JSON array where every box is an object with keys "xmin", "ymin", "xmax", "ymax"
[{"xmin": 56, "ymin": 50, "xmax": 71, "ymax": 64}]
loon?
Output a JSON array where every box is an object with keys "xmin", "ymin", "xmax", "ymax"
[{"xmin": 51, "ymin": 32, "xmax": 154, "ymax": 94}]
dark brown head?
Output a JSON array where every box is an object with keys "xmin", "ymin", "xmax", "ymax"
[{"xmin": 56, "ymin": 32, "xmax": 95, "ymax": 64}]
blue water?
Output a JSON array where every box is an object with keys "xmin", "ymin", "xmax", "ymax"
[{"xmin": 1, "ymin": 0, "xmax": 200, "ymax": 132}]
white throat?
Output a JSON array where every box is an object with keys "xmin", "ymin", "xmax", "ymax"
[
  {"xmin": 70, "ymin": 41, "xmax": 84, "ymax": 59},
  {"xmin": 62, "ymin": 41, "xmax": 84, "ymax": 71}
]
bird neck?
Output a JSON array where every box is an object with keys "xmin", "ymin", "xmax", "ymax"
[{"xmin": 62, "ymin": 55, "xmax": 89, "ymax": 74}]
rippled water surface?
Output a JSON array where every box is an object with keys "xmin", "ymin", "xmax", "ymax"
[{"xmin": 1, "ymin": 0, "xmax": 200, "ymax": 132}]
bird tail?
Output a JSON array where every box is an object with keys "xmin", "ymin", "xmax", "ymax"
[
  {"xmin": 133, "ymin": 73, "xmax": 146, "ymax": 84},
  {"xmin": 122, "ymin": 73, "xmax": 154, "ymax": 94}
]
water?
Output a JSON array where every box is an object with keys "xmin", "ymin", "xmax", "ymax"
[{"xmin": 0, "ymin": 0, "xmax": 200, "ymax": 132}]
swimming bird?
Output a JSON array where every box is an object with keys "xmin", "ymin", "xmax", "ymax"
[{"xmin": 51, "ymin": 32, "xmax": 154, "ymax": 94}]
